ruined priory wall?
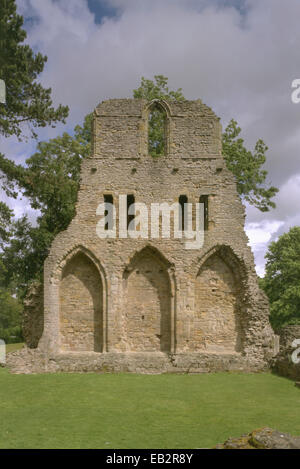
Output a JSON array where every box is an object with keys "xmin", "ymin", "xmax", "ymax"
[{"xmin": 37, "ymin": 99, "xmax": 275, "ymax": 372}]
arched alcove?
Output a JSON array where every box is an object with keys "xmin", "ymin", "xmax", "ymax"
[
  {"xmin": 191, "ymin": 248, "xmax": 243, "ymax": 352},
  {"xmin": 59, "ymin": 251, "xmax": 103, "ymax": 352},
  {"xmin": 123, "ymin": 247, "xmax": 172, "ymax": 352}
]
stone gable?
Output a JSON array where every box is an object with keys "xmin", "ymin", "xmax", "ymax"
[{"xmin": 8, "ymin": 98, "xmax": 276, "ymax": 373}]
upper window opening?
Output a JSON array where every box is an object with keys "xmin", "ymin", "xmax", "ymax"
[
  {"xmin": 179, "ymin": 195, "xmax": 188, "ymax": 231},
  {"xmin": 127, "ymin": 194, "xmax": 135, "ymax": 230},
  {"xmin": 104, "ymin": 194, "xmax": 114, "ymax": 231},
  {"xmin": 199, "ymin": 195, "xmax": 209, "ymax": 231},
  {"xmin": 148, "ymin": 102, "xmax": 167, "ymax": 157}
]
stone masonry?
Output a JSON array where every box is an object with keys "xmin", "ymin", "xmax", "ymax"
[{"xmin": 8, "ymin": 98, "xmax": 276, "ymax": 373}]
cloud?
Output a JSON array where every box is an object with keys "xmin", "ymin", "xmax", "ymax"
[
  {"xmin": 245, "ymin": 219, "xmax": 285, "ymax": 276},
  {"xmin": 1, "ymin": 0, "xmax": 300, "ymax": 275}
]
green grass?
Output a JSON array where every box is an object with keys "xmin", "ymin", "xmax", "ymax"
[
  {"xmin": 0, "ymin": 370, "xmax": 299, "ymax": 449},
  {"xmin": 5, "ymin": 343, "xmax": 24, "ymax": 353}
]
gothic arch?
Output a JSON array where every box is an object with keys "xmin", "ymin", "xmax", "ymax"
[
  {"xmin": 142, "ymin": 99, "xmax": 171, "ymax": 156},
  {"xmin": 58, "ymin": 246, "xmax": 107, "ymax": 353},
  {"xmin": 123, "ymin": 246, "xmax": 175, "ymax": 352},
  {"xmin": 144, "ymin": 99, "xmax": 171, "ymax": 118},
  {"xmin": 191, "ymin": 245, "xmax": 244, "ymax": 353}
]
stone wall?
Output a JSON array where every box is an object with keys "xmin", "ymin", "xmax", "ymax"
[
  {"xmin": 191, "ymin": 252, "xmax": 242, "ymax": 352},
  {"xmin": 123, "ymin": 248, "xmax": 171, "ymax": 352},
  {"xmin": 9, "ymin": 98, "xmax": 276, "ymax": 374}
]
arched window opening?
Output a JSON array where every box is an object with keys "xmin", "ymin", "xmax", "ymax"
[
  {"xmin": 127, "ymin": 194, "xmax": 135, "ymax": 231},
  {"xmin": 148, "ymin": 102, "xmax": 167, "ymax": 156},
  {"xmin": 179, "ymin": 195, "xmax": 188, "ymax": 231},
  {"xmin": 199, "ymin": 195, "xmax": 209, "ymax": 231},
  {"xmin": 104, "ymin": 194, "xmax": 114, "ymax": 231}
]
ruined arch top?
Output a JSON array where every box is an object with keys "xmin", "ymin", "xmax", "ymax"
[
  {"xmin": 92, "ymin": 98, "xmax": 222, "ymax": 159},
  {"xmin": 194, "ymin": 244, "xmax": 249, "ymax": 283}
]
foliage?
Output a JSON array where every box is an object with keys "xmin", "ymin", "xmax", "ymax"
[
  {"xmin": 0, "ymin": 0, "xmax": 68, "ymax": 140},
  {"xmin": 0, "ymin": 114, "xmax": 92, "ymax": 294},
  {"xmin": 222, "ymin": 120, "xmax": 278, "ymax": 212},
  {"xmin": 261, "ymin": 226, "xmax": 300, "ymax": 329},
  {"xmin": 0, "ymin": 201, "xmax": 13, "ymax": 247},
  {"xmin": 133, "ymin": 75, "xmax": 184, "ymax": 102},
  {"xmin": 0, "ymin": 288, "xmax": 22, "ymax": 343},
  {"xmin": 0, "ymin": 0, "xmax": 70, "ymax": 340}
]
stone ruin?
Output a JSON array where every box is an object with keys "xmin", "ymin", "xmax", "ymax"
[{"xmin": 8, "ymin": 98, "xmax": 277, "ymax": 373}]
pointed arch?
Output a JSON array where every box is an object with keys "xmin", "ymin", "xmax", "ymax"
[
  {"xmin": 191, "ymin": 245, "xmax": 244, "ymax": 353},
  {"xmin": 58, "ymin": 246, "xmax": 107, "ymax": 353},
  {"xmin": 143, "ymin": 99, "xmax": 171, "ymax": 156},
  {"xmin": 123, "ymin": 245, "xmax": 175, "ymax": 352}
]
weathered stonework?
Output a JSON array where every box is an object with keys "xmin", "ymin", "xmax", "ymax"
[
  {"xmin": 9, "ymin": 98, "xmax": 276, "ymax": 374},
  {"xmin": 216, "ymin": 428, "xmax": 300, "ymax": 449}
]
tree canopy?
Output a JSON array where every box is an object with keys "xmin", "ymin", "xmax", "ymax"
[
  {"xmin": 0, "ymin": 0, "xmax": 68, "ymax": 139},
  {"xmin": 261, "ymin": 226, "xmax": 300, "ymax": 329},
  {"xmin": 0, "ymin": 0, "xmax": 69, "ymax": 335},
  {"xmin": 0, "ymin": 115, "xmax": 92, "ymax": 294}
]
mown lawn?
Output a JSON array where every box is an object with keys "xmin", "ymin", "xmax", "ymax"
[
  {"xmin": 5, "ymin": 343, "xmax": 24, "ymax": 353},
  {"xmin": 0, "ymin": 369, "xmax": 299, "ymax": 449}
]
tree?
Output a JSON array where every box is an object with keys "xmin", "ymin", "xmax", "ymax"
[
  {"xmin": 222, "ymin": 120, "xmax": 278, "ymax": 212},
  {"xmin": 261, "ymin": 227, "xmax": 300, "ymax": 329},
  {"xmin": 0, "ymin": 0, "xmax": 73, "ymax": 341},
  {"xmin": 0, "ymin": 114, "xmax": 92, "ymax": 294},
  {"xmin": 133, "ymin": 75, "xmax": 184, "ymax": 102},
  {"xmin": 0, "ymin": 201, "xmax": 12, "ymax": 247},
  {"xmin": 0, "ymin": 0, "xmax": 69, "ymax": 254},
  {"xmin": 0, "ymin": 0, "xmax": 69, "ymax": 139},
  {"xmin": 0, "ymin": 287, "xmax": 23, "ymax": 343}
]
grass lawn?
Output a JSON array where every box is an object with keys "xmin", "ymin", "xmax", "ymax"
[
  {"xmin": 5, "ymin": 343, "xmax": 24, "ymax": 353},
  {"xmin": 0, "ymin": 369, "xmax": 299, "ymax": 449}
]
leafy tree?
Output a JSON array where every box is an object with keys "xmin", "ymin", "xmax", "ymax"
[
  {"xmin": 0, "ymin": 0, "xmax": 69, "ymax": 341},
  {"xmin": 0, "ymin": 0, "xmax": 69, "ymax": 139},
  {"xmin": 0, "ymin": 115, "xmax": 92, "ymax": 294},
  {"xmin": 222, "ymin": 120, "xmax": 278, "ymax": 212},
  {"xmin": 261, "ymin": 227, "xmax": 300, "ymax": 329},
  {"xmin": 133, "ymin": 75, "xmax": 184, "ymax": 102},
  {"xmin": 0, "ymin": 201, "xmax": 12, "ymax": 247},
  {"xmin": 0, "ymin": 0, "xmax": 69, "ymax": 255},
  {"xmin": 0, "ymin": 287, "xmax": 23, "ymax": 343}
]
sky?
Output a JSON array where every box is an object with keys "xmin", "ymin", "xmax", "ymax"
[{"xmin": 2, "ymin": 0, "xmax": 300, "ymax": 276}]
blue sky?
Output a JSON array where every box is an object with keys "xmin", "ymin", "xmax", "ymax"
[
  {"xmin": 2, "ymin": 0, "xmax": 300, "ymax": 276},
  {"xmin": 87, "ymin": 0, "xmax": 118, "ymax": 23}
]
